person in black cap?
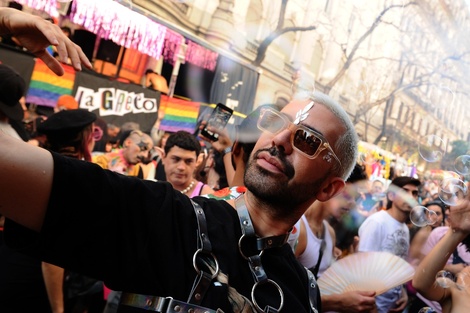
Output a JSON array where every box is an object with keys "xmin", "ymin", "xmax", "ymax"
[
  {"xmin": 358, "ymin": 176, "xmax": 421, "ymax": 313},
  {"xmin": 0, "ymin": 63, "xmax": 27, "ymax": 141},
  {"xmin": 37, "ymin": 109, "xmax": 102, "ymax": 162}
]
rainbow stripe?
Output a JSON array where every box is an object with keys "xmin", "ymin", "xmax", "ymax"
[
  {"xmin": 159, "ymin": 95, "xmax": 201, "ymax": 133},
  {"xmin": 26, "ymin": 59, "xmax": 76, "ymax": 107}
]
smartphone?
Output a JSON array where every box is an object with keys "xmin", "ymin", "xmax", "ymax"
[{"xmin": 200, "ymin": 103, "xmax": 233, "ymax": 141}]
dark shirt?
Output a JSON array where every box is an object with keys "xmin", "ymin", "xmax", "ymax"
[
  {"xmin": 5, "ymin": 152, "xmax": 318, "ymax": 312},
  {"xmin": 0, "ymin": 234, "xmax": 51, "ymax": 313}
]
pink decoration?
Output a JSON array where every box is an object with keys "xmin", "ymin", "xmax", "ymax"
[
  {"xmin": 162, "ymin": 30, "xmax": 183, "ymax": 66},
  {"xmin": 17, "ymin": 0, "xmax": 217, "ymax": 70},
  {"xmin": 69, "ymin": 0, "xmax": 166, "ymax": 59},
  {"xmin": 15, "ymin": 0, "xmax": 58, "ymax": 17},
  {"xmin": 185, "ymin": 40, "xmax": 218, "ymax": 71}
]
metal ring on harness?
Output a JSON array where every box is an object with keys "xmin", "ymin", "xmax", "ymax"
[
  {"xmin": 251, "ymin": 279, "xmax": 284, "ymax": 312},
  {"xmin": 192, "ymin": 248, "xmax": 220, "ymax": 279},
  {"xmin": 238, "ymin": 234, "xmax": 264, "ymax": 260}
]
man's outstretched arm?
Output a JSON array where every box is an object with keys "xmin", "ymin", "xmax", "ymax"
[{"xmin": 0, "ymin": 132, "xmax": 53, "ymax": 232}]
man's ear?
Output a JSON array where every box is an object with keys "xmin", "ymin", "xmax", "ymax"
[
  {"xmin": 316, "ymin": 177, "xmax": 346, "ymax": 202},
  {"xmin": 196, "ymin": 153, "xmax": 205, "ymax": 167},
  {"xmin": 232, "ymin": 141, "xmax": 242, "ymax": 157},
  {"xmin": 123, "ymin": 138, "xmax": 132, "ymax": 149}
]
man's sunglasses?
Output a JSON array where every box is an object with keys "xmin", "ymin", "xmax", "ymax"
[{"xmin": 257, "ymin": 108, "xmax": 341, "ymax": 165}]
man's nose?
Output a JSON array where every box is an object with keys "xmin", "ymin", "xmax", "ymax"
[{"xmin": 271, "ymin": 128, "xmax": 293, "ymax": 155}]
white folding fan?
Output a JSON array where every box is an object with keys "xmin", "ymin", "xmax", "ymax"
[{"xmin": 317, "ymin": 251, "xmax": 415, "ymax": 296}]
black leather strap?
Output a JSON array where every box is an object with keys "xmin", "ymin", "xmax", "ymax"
[
  {"xmin": 187, "ymin": 200, "xmax": 218, "ymax": 305},
  {"xmin": 120, "ymin": 294, "xmax": 218, "ymax": 313}
]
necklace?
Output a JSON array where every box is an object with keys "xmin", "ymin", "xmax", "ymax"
[
  {"xmin": 308, "ymin": 220, "xmax": 324, "ymax": 239},
  {"xmin": 181, "ymin": 180, "xmax": 195, "ymax": 194}
]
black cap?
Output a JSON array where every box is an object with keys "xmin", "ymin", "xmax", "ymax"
[
  {"xmin": 390, "ymin": 176, "xmax": 421, "ymax": 189},
  {"xmin": 0, "ymin": 64, "xmax": 26, "ymax": 121},
  {"xmin": 37, "ymin": 109, "xmax": 97, "ymax": 135}
]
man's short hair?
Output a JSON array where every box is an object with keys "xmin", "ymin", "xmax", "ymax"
[
  {"xmin": 386, "ymin": 176, "xmax": 421, "ymax": 209},
  {"xmin": 389, "ymin": 176, "xmax": 421, "ymax": 189},
  {"xmin": 302, "ymin": 91, "xmax": 359, "ymax": 180},
  {"xmin": 145, "ymin": 69, "xmax": 155, "ymax": 75},
  {"xmin": 164, "ymin": 131, "xmax": 201, "ymax": 157}
]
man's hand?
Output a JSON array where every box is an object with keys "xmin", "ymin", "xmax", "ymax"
[
  {"xmin": 198, "ymin": 121, "xmax": 232, "ymax": 152},
  {"xmin": 322, "ymin": 290, "xmax": 376, "ymax": 313},
  {"xmin": 388, "ymin": 286, "xmax": 408, "ymax": 312},
  {"xmin": 0, "ymin": 8, "xmax": 92, "ymax": 75},
  {"xmin": 448, "ymin": 184, "xmax": 470, "ymax": 235}
]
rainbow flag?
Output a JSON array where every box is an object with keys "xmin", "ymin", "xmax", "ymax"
[
  {"xmin": 159, "ymin": 95, "xmax": 201, "ymax": 133},
  {"xmin": 26, "ymin": 59, "xmax": 76, "ymax": 107}
]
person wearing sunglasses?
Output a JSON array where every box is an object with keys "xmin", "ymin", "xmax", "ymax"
[
  {"xmin": 0, "ymin": 89, "xmax": 359, "ymax": 312},
  {"xmin": 358, "ymin": 176, "xmax": 421, "ymax": 313},
  {"xmin": 0, "ymin": 108, "xmax": 104, "ymax": 313},
  {"xmin": 93, "ymin": 129, "xmax": 154, "ymax": 179}
]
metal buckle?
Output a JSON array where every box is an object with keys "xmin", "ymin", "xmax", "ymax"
[
  {"xmin": 120, "ymin": 294, "xmax": 218, "ymax": 313},
  {"xmin": 120, "ymin": 293, "xmax": 172, "ymax": 312},
  {"xmin": 165, "ymin": 298, "xmax": 217, "ymax": 313}
]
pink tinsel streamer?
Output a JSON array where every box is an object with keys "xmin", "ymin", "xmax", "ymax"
[
  {"xmin": 70, "ymin": 0, "xmax": 166, "ymax": 59},
  {"xmin": 162, "ymin": 30, "xmax": 183, "ymax": 66},
  {"xmin": 16, "ymin": 0, "xmax": 217, "ymax": 68},
  {"xmin": 185, "ymin": 40, "xmax": 218, "ymax": 71},
  {"xmin": 15, "ymin": 0, "xmax": 58, "ymax": 17}
]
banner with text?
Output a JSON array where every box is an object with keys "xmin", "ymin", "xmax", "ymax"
[{"xmin": 73, "ymin": 70, "xmax": 160, "ymax": 132}]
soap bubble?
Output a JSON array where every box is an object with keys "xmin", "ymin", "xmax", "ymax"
[
  {"xmin": 454, "ymin": 155, "xmax": 470, "ymax": 175},
  {"xmin": 435, "ymin": 270, "xmax": 455, "ymax": 288},
  {"xmin": 388, "ymin": 184, "xmax": 419, "ymax": 210},
  {"xmin": 358, "ymin": 150, "xmax": 376, "ymax": 165},
  {"xmin": 429, "ymin": 170, "xmax": 460, "ymax": 186},
  {"xmin": 418, "ymin": 135, "xmax": 446, "ymax": 162},
  {"xmin": 438, "ymin": 177, "xmax": 467, "ymax": 206},
  {"xmin": 410, "ymin": 206, "xmax": 439, "ymax": 227},
  {"xmin": 429, "ymin": 85, "xmax": 456, "ymax": 117}
]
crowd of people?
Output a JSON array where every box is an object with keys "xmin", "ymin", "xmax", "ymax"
[{"xmin": 2, "ymin": 7, "xmax": 470, "ymax": 313}]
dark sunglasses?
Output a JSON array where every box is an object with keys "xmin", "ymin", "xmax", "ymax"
[
  {"xmin": 92, "ymin": 126, "xmax": 103, "ymax": 141},
  {"xmin": 402, "ymin": 187, "xmax": 419, "ymax": 197},
  {"xmin": 257, "ymin": 108, "xmax": 341, "ymax": 165}
]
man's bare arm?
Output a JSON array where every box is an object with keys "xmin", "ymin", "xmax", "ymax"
[{"xmin": 0, "ymin": 132, "xmax": 53, "ymax": 231}]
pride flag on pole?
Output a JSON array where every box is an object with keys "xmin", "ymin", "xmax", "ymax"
[
  {"xmin": 159, "ymin": 95, "xmax": 201, "ymax": 133},
  {"xmin": 26, "ymin": 59, "xmax": 76, "ymax": 107}
]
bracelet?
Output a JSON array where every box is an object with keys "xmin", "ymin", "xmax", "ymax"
[{"xmin": 222, "ymin": 147, "xmax": 232, "ymax": 156}]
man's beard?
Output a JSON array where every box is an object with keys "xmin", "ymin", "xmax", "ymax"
[{"xmin": 244, "ymin": 146, "xmax": 325, "ymax": 217}]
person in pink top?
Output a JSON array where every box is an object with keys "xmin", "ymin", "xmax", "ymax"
[{"xmin": 162, "ymin": 131, "xmax": 214, "ymax": 196}]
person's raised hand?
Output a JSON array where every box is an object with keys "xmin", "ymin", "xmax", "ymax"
[
  {"xmin": 335, "ymin": 290, "xmax": 376, "ymax": 313},
  {"xmin": 448, "ymin": 182, "xmax": 470, "ymax": 234},
  {"xmin": 0, "ymin": 8, "xmax": 92, "ymax": 75},
  {"xmin": 198, "ymin": 121, "xmax": 232, "ymax": 153}
]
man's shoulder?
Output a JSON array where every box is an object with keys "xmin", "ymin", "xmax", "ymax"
[{"xmin": 192, "ymin": 196, "xmax": 235, "ymax": 213}]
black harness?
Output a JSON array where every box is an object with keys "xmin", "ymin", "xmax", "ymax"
[{"xmin": 120, "ymin": 198, "xmax": 319, "ymax": 312}]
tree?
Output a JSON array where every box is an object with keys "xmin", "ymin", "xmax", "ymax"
[
  {"xmin": 251, "ymin": 0, "xmax": 470, "ymax": 146},
  {"xmin": 251, "ymin": 0, "xmax": 316, "ymax": 67}
]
